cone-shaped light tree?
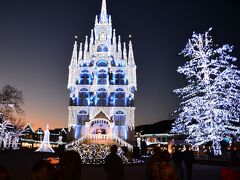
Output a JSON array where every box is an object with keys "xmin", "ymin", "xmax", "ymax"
[{"xmin": 171, "ymin": 28, "xmax": 240, "ymax": 155}]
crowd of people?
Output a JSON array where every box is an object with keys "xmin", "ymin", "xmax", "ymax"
[
  {"xmin": 31, "ymin": 145, "xmax": 194, "ymax": 180},
  {"xmin": 0, "ymin": 144, "xmax": 239, "ymax": 180},
  {"xmin": 146, "ymin": 145, "xmax": 194, "ymax": 180}
]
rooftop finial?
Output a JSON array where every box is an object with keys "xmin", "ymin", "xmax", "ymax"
[
  {"xmin": 70, "ymin": 38, "xmax": 78, "ymax": 66},
  {"xmin": 128, "ymin": 40, "xmax": 135, "ymax": 66},
  {"xmin": 95, "ymin": 15, "xmax": 98, "ymax": 24},
  {"xmin": 78, "ymin": 43, "xmax": 83, "ymax": 62},
  {"xmin": 123, "ymin": 42, "xmax": 127, "ymax": 60},
  {"xmin": 112, "ymin": 29, "xmax": 116, "ymax": 44},
  {"xmin": 100, "ymin": 0, "xmax": 108, "ymax": 23},
  {"xmin": 118, "ymin": 35, "xmax": 122, "ymax": 53}
]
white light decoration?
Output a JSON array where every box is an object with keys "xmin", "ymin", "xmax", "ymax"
[
  {"xmin": 0, "ymin": 114, "xmax": 26, "ymax": 150},
  {"xmin": 0, "ymin": 103, "xmax": 27, "ymax": 150},
  {"xmin": 35, "ymin": 125, "xmax": 55, "ymax": 153},
  {"xmin": 67, "ymin": 0, "xmax": 137, "ymax": 151},
  {"xmin": 171, "ymin": 28, "xmax": 240, "ymax": 156},
  {"xmin": 66, "ymin": 143, "xmax": 143, "ymax": 165}
]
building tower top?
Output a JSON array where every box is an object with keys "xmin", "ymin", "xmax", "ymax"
[{"xmin": 100, "ymin": 0, "xmax": 108, "ymax": 23}]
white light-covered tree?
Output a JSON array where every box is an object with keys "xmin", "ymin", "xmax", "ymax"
[
  {"xmin": 0, "ymin": 100, "xmax": 28, "ymax": 149},
  {"xmin": 171, "ymin": 28, "xmax": 240, "ymax": 155}
]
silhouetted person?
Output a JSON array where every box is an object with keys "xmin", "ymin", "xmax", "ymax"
[
  {"xmin": 230, "ymin": 146, "xmax": 240, "ymax": 166},
  {"xmin": 141, "ymin": 140, "xmax": 147, "ymax": 156},
  {"xmin": 57, "ymin": 150, "xmax": 82, "ymax": 180},
  {"xmin": 206, "ymin": 148, "xmax": 211, "ymax": 159},
  {"xmin": 146, "ymin": 146, "xmax": 161, "ymax": 180},
  {"xmin": 150, "ymin": 151, "xmax": 177, "ymax": 180},
  {"xmin": 104, "ymin": 145, "xmax": 124, "ymax": 180},
  {"xmin": 0, "ymin": 165, "xmax": 10, "ymax": 180},
  {"xmin": 183, "ymin": 146, "xmax": 194, "ymax": 180},
  {"xmin": 31, "ymin": 160, "xmax": 55, "ymax": 180},
  {"xmin": 172, "ymin": 148, "xmax": 183, "ymax": 179}
]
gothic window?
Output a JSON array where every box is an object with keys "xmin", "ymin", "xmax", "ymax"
[
  {"xmin": 78, "ymin": 89, "xmax": 89, "ymax": 106},
  {"xmin": 115, "ymin": 89, "xmax": 125, "ymax": 107},
  {"xmin": 114, "ymin": 111, "xmax": 126, "ymax": 126},
  {"xmin": 79, "ymin": 70, "xmax": 91, "ymax": 85},
  {"xmin": 97, "ymin": 69, "xmax": 108, "ymax": 85},
  {"xmin": 77, "ymin": 110, "xmax": 88, "ymax": 125},
  {"xmin": 97, "ymin": 44, "xmax": 108, "ymax": 52},
  {"xmin": 78, "ymin": 110, "xmax": 88, "ymax": 115},
  {"xmin": 96, "ymin": 88, "xmax": 108, "ymax": 106},
  {"xmin": 114, "ymin": 70, "xmax": 126, "ymax": 85}
]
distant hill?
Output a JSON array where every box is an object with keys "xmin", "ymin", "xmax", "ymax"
[{"xmin": 135, "ymin": 120, "xmax": 174, "ymax": 134}]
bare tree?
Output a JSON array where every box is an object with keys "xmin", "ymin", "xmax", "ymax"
[{"xmin": 0, "ymin": 85, "xmax": 25, "ymax": 129}]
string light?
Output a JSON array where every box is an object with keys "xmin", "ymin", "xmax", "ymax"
[{"xmin": 171, "ymin": 28, "xmax": 240, "ymax": 156}]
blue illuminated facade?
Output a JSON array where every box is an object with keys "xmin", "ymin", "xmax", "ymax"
[{"xmin": 67, "ymin": 0, "xmax": 137, "ymax": 146}]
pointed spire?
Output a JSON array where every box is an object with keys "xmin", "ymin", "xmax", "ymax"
[
  {"xmin": 112, "ymin": 29, "xmax": 116, "ymax": 49},
  {"xmin": 128, "ymin": 40, "xmax": 135, "ymax": 66},
  {"xmin": 123, "ymin": 42, "xmax": 127, "ymax": 60},
  {"xmin": 100, "ymin": 0, "xmax": 108, "ymax": 23},
  {"xmin": 84, "ymin": 36, "xmax": 88, "ymax": 59},
  {"xmin": 118, "ymin": 35, "xmax": 122, "ymax": 52},
  {"xmin": 118, "ymin": 35, "xmax": 122, "ymax": 59},
  {"xmin": 78, "ymin": 43, "xmax": 83, "ymax": 62},
  {"xmin": 95, "ymin": 15, "xmax": 98, "ymax": 24},
  {"xmin": 84, "ymin": 36, "xmax": 88, "ymax": 52},
  {"xmin": 109, "ymin": 15, "xmax": 112, "ymax": 24},
  {"xmin": 90, "ymin": 29, "xmax": 94, "ymax": 45},
  {"xmin": 70, "ymin": 37, "xmax": 78, "ymax": 66}
]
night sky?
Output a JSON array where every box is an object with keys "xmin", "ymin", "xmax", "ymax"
[{"xmin": 0, "ymin": 0, "xmax": 239, "ymax": 129}]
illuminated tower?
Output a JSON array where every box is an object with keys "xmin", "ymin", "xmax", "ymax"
[{"xmin": 67, "ymin": 0, "xmax": 137, "ymax": 148}]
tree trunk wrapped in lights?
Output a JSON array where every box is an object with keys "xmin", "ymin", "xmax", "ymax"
[{"xmin": 171, "ymin": 28, "xmax": 240, "ymax": 156}]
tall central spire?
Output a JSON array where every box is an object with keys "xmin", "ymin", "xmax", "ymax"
[{"xmin": 100, "ymin": 0, "xmax": 108, "ymax": 23}]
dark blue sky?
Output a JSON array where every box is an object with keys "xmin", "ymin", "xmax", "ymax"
[{"xmin": 0, "ymin": 0, "xmax": 239, "ymax": 129}]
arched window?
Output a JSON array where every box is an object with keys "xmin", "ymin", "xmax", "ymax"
[
  {"xmin": 80, "ymin": 88, "xmax": 88, "ymax": 92},
  {"xmin": 115, "ymin": 111, "xmax": 125, "ymax": 115},
  {"xmin": 116, "ymin": 88, "xmax": 124, "ymax": 92},
  {"xmin": 96, "ymin": 60, "xmax": 108, "ymax": 67},
  {"xmin": 78, "ymin": 110, "xmax": 88, "ymax": 115},
  {"xmin": 114, "ymin": 89, "xmax": 125, "ymax": 107},
  {"xmin": 114, "ymin": 70, "xmax": 126, "ymax": 85},
  {"xmin": 77, "ymin": 110, "xmax": 88, "ymax": 125},
  {"xmin": 115, "ymin": 92, "xmax": 125, "ymax": 99},
  {"xmin": 97, "ymin": 69, "xmax": 108, "ymax": 85},
  {"xmin": 98, "ymin": 88, "xmax": 107, "ymax": 92},
  {"xmin": 78, "ymin": 89, "xmax": 89, "ymax": 106},
  {"xmin": 97, "ymin": 44, "xmax": 109, "ymax": 52},
  {"xmin": 114, "ymin": 111, "xmax": 126, "ymax": 126},
  {"xmin": 81, "ymin": 70, "xmax": 89, "ymax": 74},
  {"xmin": 78, "ymin": 70, "xmax": 92, "ymax": 85},
  {"xmin": 96, "ymin": 88, "xmax": 108, "ymax": 106}
]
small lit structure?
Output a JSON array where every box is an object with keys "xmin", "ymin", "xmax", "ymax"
[
  {"xmin": 35, "ymin": 125, "xmax": 55, "ymax": 153},
  {"xmin": 20, "ymin": 124, "xmax": 67, "ymax": 149},
  {"xmin": 136, "ymin": 133, "xmax": 175, "ymax": 146}
]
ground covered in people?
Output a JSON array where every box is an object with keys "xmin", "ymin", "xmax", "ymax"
[{"xmin": 0, "ymin": 150, "xmax": 239, "ymax": 180}]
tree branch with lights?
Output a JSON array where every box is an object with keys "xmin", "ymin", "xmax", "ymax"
[{"xmin": 171, "ymin": 28, "xmax": 240, "ymax": 155}]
